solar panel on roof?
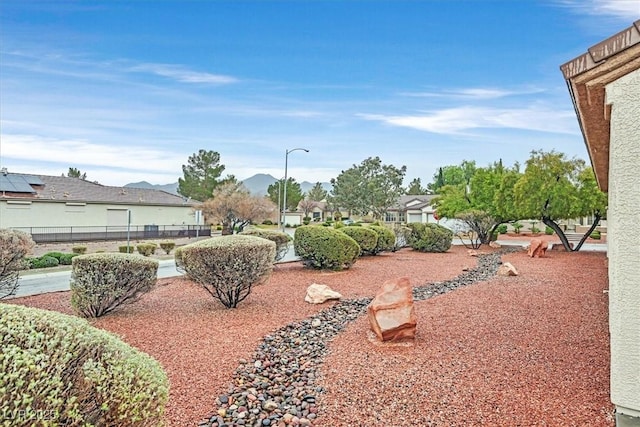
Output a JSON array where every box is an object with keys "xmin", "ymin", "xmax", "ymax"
[
  {"xmin": 0, "ymin": 175, "xmax": 37, "ymax": 193},
  {"xmin": 22, "ymin": 175, "xmax": 44, "ymax": 185}
]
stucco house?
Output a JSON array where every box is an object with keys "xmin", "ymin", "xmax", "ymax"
[
  {"xmin": 0, "ymin": 171, "xmax": 207, "ymax": 242},
  {"xmin": 561, "ymin": 20, "xmax": 640, "ymax": 426}
]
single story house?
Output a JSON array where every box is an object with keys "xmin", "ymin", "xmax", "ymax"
[
  {"xmin": 561, "ymin": 20, "xmax": 640, "ymax": 426},
  {"xmin": 0, "ymin": 171, "xmax": 207, "ymax": 242}
]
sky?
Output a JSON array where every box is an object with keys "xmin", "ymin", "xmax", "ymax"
[{"xmin": 1, "ymin": 0, "xmax": 639, "ymax": 188}]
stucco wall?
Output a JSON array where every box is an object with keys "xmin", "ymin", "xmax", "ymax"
[
  {"xmin": 0, "ymin": 201, "xmax": 197, "ymax": 229},
  {"xmin": 606, "ymin": 69, "xmax": 640, "ymax": 417}
]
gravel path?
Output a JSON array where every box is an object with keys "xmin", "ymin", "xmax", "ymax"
[{"xmin": 5, "ymin": 245, "xmax": 612, "ymax": 426}]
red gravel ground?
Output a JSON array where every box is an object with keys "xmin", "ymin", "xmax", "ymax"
[{"xmin": 5, "ymin": 245, "xmax": 612, "ymax": 426}]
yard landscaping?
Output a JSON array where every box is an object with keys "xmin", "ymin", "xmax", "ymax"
[{"xmin": 4, "ymin": 244, "xmax": 612, "ymax": 426}]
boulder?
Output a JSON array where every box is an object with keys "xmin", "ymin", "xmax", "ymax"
[
  {"xmin": 497, "ymin": 262, "xmax": 519, "ymax": 276},
  {"xmin": 489, "ymin": 241, "xmax": 501, "ymax": 248},
  {"xmin": 304, "ymin": 283, "xmax": 342, "ymax": 304},
  {"xmin": 527, "ymin": 238, "xmax": 548, "ymax": 258},
  {"xmin": 367, "ymin": 277, "xmax": 417, "ymax": 342},
  {"xmin": 468, "ymin": 250, "xmax": 479, "ymax": 257}
]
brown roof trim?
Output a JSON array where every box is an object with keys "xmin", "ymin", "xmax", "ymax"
[{"xmin": 561, "ymin": 20, "xmax": 640, "ymax": 192}]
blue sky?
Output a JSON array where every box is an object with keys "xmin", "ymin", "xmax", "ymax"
[{"xmin": 1, "ymin": 1, "xmax": 639, "ymax": 187}]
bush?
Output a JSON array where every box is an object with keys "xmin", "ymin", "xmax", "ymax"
[
  {"xmin": 262, "ymin": 219, "xmax": 273, "ymax": 225},
  {"xmin": 294, "ymin": 225, "xmax": 359, "ymax": 270},
  {"xmin": 72, "ymin": 246, "xmax": 87, "ymax": 254},
  {"xmin": 70, "ymin": 253, "xmax": 159, "ymax": 318},
  {"xmin": 0, "ymin": 229, "xmax": 35, "ymax": 299},
  {"xmin": 368, "ymin": 225, "xmax": 396, "ymax": 255},
  {"xmin": 59, "ymin": 253, "xmax": 78, "ymax": 265},
  {"xmin": 496, "ymin": 224, "xmax": 508, "ymax": 234},
  {"xmin": 0, "ymin": 304, "xmax": 169, "ymax": 426},
  {"xmin": 590, "ymin": 230, "xmax": 601, "ymax": 240},
  {"xmin": 512, "ymin": 221, "xmax": 523, "ymax": 234},
  {"xmin": 239, "ymin": 229, "xmax": 291, "ymax": 262},
  {"xmin": 42, "ymin": 251, "xmax": 65, "ymax": 261},
  {"xmin": 159, "ymin": 241, "xmax": 176, "ymax": 255},
  {"xmin": 333, "ymin": 221, "xmax": 345, "ymax": 229},
  {"xmin": 303, "ymin": 216, "xmax": 311, "ymax": 225},
  {"xmin": 181, "ymin": 235, "xmax": 275, "ymax": 308},
  {"xmin": 31, "ymin": 255, "xmax": 60, "ymax": 269},
  {"xmin": 408, "ymin": 223, "xmax": 453, "ymax": 253},
  {"xmin": 119, "ymin": 245, "xmax": 134, "ymax": 254},
  {"xmin": 545, "ymin": 226, "xmax": 554, "ymax": 235},
  {"xmin": 174, "ymin": 246, "xmax": 186, "ymax": 275},
  {"xmin": 339, "ymin": 226, "xmax": 378, "ymax": 255},
  {"xmin": 391, "ymin": 224, "xmax": 413, "ymax": 250},
  {"xmin": 136, "ymin": 243, "xmax": 157, "ymax": 257}
]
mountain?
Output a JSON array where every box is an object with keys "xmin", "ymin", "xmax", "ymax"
[
  {"xmin": 123, "ymin": 175, "xmax": 333, "ymax": 198},
  {"xmin": 241, "ymin": 173, "xmax": 278, "ymax": 196},
  {"xmin": 124, "ymin": 181, "xmax": 179, "ymax": 195}
]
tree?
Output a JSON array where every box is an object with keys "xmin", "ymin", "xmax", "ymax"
[
  {"xmin": 307, "ymin": 182, "xmax": 328, "ymax": 202},
  {"xmin": 66, "ymin": 167, "xmax": 87, "ymax": 180},
  {"xmin": 266, "ymin": 178, "xmax": 304, "ymax": 212},
  {"xmin": 299, "ymin": 197, "xmax": 317, "ymax": 217},
  {"xmin": 513, "ymin": 150, "xmax": 607, "ymax": 251},
  {"xmin": 200, "ymin": 182, "xmax": 276, "ymax": 235},
  {"xmin": 330, "ymin": 156, "xmax": 406, "ymax": 219},
  {"xmin": 432, "ymin": 160, "xmax": 521, "ymax": 247},
  {"xmin": 427, "ymin": 160, "xmax": 476, "ymax": 194},
  {"xmin": 178, "ymin": 150, "xmax": 232, "ymax": 202},
  {"xmin": 406, "ymin": 178, "xmax": 427, "ymax": 195}
]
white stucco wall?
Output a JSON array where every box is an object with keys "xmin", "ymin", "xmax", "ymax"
[
  {"xmin": 606, "ymin": 69, "xmax": 640, "ymax": 417},
  {"xmin": 0, "ymin": 200, "xmax": 197, "ymax": 229}
]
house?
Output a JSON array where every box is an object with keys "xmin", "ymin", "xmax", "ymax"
[
  {"xmin": 385, "ymin": 194, "xmax": 461, "ymax": 230},
  {"xmin": 0, "ymin": 171, "xmax": 207, "ymax": 242},
  {"xmin": 561, "ymin": 20, "xmax": 640, "ymax": 426}
]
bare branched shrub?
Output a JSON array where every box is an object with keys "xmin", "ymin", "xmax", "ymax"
[{"xmin": 0, "ymin": 229, "xmax": 35, "ymax": 299}]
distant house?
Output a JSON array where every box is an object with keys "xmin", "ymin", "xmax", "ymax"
[
  {"xmin": 0, "ymin": 171, "xmax": 206, "ymax": 242},
  {"xmin": 561, "ymin": 20, "xmax": 640, "ymax": 426}
]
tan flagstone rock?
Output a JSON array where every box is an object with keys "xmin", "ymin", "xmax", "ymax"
[{"xmin": 304, "ymin": 283, "xmax": 342, "ymax": 304}]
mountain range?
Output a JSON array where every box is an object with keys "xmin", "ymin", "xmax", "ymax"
[{"xmin": 124, "ymin": 174, "xmax": 332, "ymax": 197}]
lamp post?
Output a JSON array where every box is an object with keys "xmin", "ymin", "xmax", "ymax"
[{"xmin": 282, "ymin": 147, "xmax": 309, "ymax": 232}]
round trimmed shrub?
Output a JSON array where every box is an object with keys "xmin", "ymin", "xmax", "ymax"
[
  {"xmin": 181, "ymin": 235, "xmax": 275, "ymax": 308},
  {"xmin": 294, "ymin": 225, "xmax": 360, "ymax": 270},
  {"xmin": 31, "ymin": 255, "xmax": 60, "ymax": 269},
  {"xmin": 408, "ymin": 223, "xmax": 453, "ymax": 253},
  {"xmin": 368, "ymin": 225, "xmax": 396, "ymax": 255},
  {"xmin": 0, "ymin": 228, "xmax": 35, "ymax": 299},
  {"xmin": 174, "ymin": 245, "xmax": 186, "ymax": 275},
  {"xmin": 239, "ymin": 229, "xmax": 291, "ymax": 262},
  {"xmin": 339, "ymin": 226, "xmax": 378, "ymax": 255},
  {"xmin": 71, "ymin": 253, "xmax": 159, "ymax": 318},
  {"xmin": 159, "ymin": 241, "xmax": 176, "ymax": 255},
  {"xmin": 59, "ymin": 253, "xmax": 78, "ymax": 265},
  {"xmin": 136, "ymin": 243, "xmax": 157, "ymax": 257},
  {"xmin": 119, "ymin": 245, "xmax": 135, "ymax": 254},
  {"xmin": 0, "ymin": 304, "xmax": 169, "ymax": 426}
]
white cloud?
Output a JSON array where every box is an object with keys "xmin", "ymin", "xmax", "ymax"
[
  {"xmin": 400, "ymin": 87, "xmax": 545, "ymax": 100},
  {"xmin": 558, "ymin": 0, "xmax": 640, "ymax": 20},
  {"xmin": 359, "ymin": 105, "xmax": 579, "ymax": 135},
  {"xmin": 129, "ymin": 63, "xmax": 238, "ymax": 84},
  {"xmin": 1, "ymin": 134, "xmax": 183, "ymax": 174}
]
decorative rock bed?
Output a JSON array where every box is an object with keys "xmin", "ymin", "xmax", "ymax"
[{"xmin": 200, "ymin": 250, "xmax": 514, "ymax": 427}]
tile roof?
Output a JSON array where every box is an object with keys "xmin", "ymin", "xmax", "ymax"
[{"xmin": 0, "ymin": 173, "xmax": 195, "ymax": 206}]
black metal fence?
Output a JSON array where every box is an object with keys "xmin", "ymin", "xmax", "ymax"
[{"xmin": 11, "ymin": 225, "xmax": 211, "ymax": 243}]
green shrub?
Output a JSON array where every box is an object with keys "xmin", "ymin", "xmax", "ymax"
[
  {"xmin": 408, "ymin": 223, "xmax": 453, "ymax": 253},
  {"xmin": 590, "ymin": 230, "xmax": 601, "ymax": 240},
  {"xmin": 72, "ymin": 246, "xmax": 87, "ymax": 254},
  {"xmin": 136, "ymin": 243, "xmax": 157, "ymax": 257},
  {"xmin": 339, "ymin": 226, "xmax": 378, "ymax": 255},
  {"xmin": 159, "ymin": 241, "xmax": 176, "ymax": 255},
  {"xmin": 545, "ymin": 226, "xmax": 554, "ymax": 235},
  {"xmin": 294, "ymin": 225, "xmax": 359, "ymax": 270},
  {"xmin": 174, "ymin": 246, "xmax": 186, "ymax": 275},
  {"xmin": 181, "ymin": 235, "xmax": 275, "ymax": 308},
  {"xmin": 0, "ymin": 229, "xmax": 35, "ymax": 299},
  {"xmin": 31, "ymin": 255, "xmax": 60, "ymax": 269},
  {"xmin": 531, "ymin": 225, "xmax": 540, "ymax": 234},
  {"xmin": 262, "ymin": 219, "xmax": 273, "ymax": 225},
  {"xmin": 59, "ymin": 253, "xmax": 78, "ymax": 265},
  {"xmin": 368, "ymin": 225, "xmax": 396, "ymax": 255},
  {"xmin": 0, "ymin": 304, "xmax": 169, "ymax": 426},
  {"xmin": 70, "ymin": 253, "xmax": 159, "ymax": 318},
  {"xmin": 119, "ymin": 245, "xmax": 134, "ymax": 254},
  {"xmin": 42, "ymin": 251, "xmax": 65, "ymax": 261},
  {"xmin": 391, "ymin": 224, "xmax": 413, "ymax": 250},
  {"xmin": 496, "ymin": 224, "xmax": 508, "ymax": 235},
  {"xmin": 333, "ymin": 221, "xmax": 345, "ymax": 229},
  {"xmin": 303, "ymin": 216, "xmax": 311, "ymax": 225},
  {"xmin": 512, "ymin": 221, "xmax": 523, "ymax": 234},
  {"xmin": 239, "ymin": 229, "xmax": 291, "ymax": 262}
]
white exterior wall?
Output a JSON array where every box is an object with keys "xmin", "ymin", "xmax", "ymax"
[
  {"xmin": 606, "ymin": 69, "xmax": 640, "ymax": 418},
  {"xmin": 0, "ymin": 200, "xmax": 197, "ymax": 229}
]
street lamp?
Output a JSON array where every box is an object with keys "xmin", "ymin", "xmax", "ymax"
[{"xmin": 282, "ymin": 147, "xmax": 309, "ymax": 231}]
